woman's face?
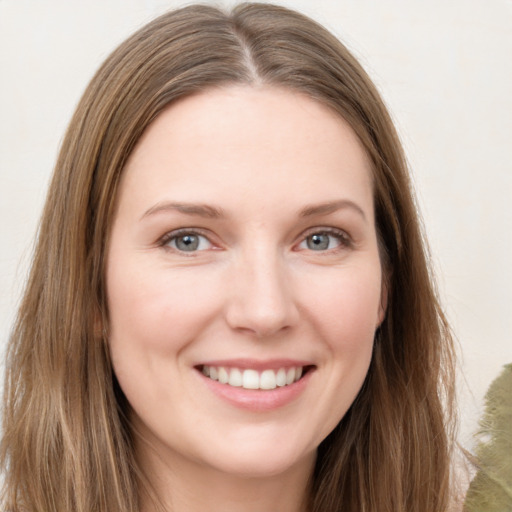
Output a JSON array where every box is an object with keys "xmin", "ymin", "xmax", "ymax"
[{"xmin": 106, "ymin": 86, "xmax": 385, "ymax": 479}]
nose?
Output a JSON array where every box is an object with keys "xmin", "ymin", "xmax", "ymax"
[{"xmin": 224, "ymin": 249, "xmax": 299, "ymax": 338}]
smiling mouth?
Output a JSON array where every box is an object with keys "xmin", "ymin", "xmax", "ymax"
[{"xmin": 198, "ymin": 365, "xmax": 313, "ymax": 390}]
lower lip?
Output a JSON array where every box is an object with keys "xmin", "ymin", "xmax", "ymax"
[{"xmin": 197, "ymin": 369, "xmax": 313, "ymax": 412}]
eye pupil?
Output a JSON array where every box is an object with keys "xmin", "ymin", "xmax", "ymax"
[
  {"xmin": 176, "ymin": 234, "xmax": 199, "ymax": 251},
  {"xmin": 307, "ymin": 233, "xmax": 330, "ymax": 250}
]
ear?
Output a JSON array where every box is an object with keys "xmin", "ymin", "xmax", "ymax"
[
  {"xmin": 93, "ymin": 308, "xmax": 105, "ymax": 339},
  {"xmin": 377, "ymin": 275, "xmax": 388, "ymax": 327}
]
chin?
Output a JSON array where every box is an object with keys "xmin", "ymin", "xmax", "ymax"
[{"xmin": 200, "ymin": 442, "xmax": 316, "ymax": 480}]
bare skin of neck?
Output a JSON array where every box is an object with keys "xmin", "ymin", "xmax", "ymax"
[{"xmin": 136, "ymin": 438, "xmax": 315, "ymax": 512}]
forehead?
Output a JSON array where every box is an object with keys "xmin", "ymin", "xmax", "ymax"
[{"xmin": 119, "ymin": 85, "xmax": 374, "ymax": 216}]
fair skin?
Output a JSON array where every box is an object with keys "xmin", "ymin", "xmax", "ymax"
[{"xmin": 106, "ymin": 86, "xmax": 386, "ymax": 512}]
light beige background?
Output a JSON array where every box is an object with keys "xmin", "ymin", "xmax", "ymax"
[{"xmin": 1, "ymin": 0, "xmax": 511, "ymax": 451}]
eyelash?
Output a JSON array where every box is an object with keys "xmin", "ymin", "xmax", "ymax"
[
  {"xmin": 157, "ymin": 227, "xmax": 352, "ymax": 254},
  {"xmin": 158, "ymin": 228, "xmax": 215, "ymax": 254},
  {"xmin": 296, "ymin": 228, "xmax": 353, "ymax": 253}
]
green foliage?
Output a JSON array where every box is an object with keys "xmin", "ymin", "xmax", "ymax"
[{"xmin": 464, "ymin": 363, "xmax": 512, "ymax": 512}]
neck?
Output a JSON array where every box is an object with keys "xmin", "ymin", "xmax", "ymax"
[{"xmin": 136, "ymin": 438, "xmax": 315, "ymax": 512}]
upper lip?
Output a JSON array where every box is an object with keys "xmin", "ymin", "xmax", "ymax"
[{"xmin": 195, "ymin": 358, "xmax": 315, "ymax": 371}]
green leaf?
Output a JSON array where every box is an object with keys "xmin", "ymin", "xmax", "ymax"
[{"xmin": 464, "ymin": 363, "xmax": 512, "ymax": 512}]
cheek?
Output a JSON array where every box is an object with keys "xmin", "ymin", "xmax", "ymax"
[
  {"xmin": 306, "ymin": 266, "xmax": 382, "ymax": 343},
  {"xmin": 106, "ymin": 263, "xmax": 220, "ymax": 413},
  {"xmin": 306, "ymin": 267, "xmax": 379, "ymax": 393},
  {"xmin": 107, "ymin": 262, "xmax": 218, "ymax": 351},
  {"xmin": 294, "ymin": 269, "xmax": 380, "ymax": 441}
]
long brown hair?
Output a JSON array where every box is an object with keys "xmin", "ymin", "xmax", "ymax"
[{"xmin": 1, "ymin": 3, "xmax": 456, "ymax": 511}]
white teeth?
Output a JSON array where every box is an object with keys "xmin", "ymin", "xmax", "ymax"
[
  {"xmin": 228, "ymin": 368, "xmax": 243, "ymax": 387},
  {"xmin": 260, "ymin": 369, "xmax": 277, "ymax": 390},
  {"xmin": 243, "ymin": 369, "xmax": 260, "ymax": 389},
  {"xmin": 218, "ymin": 367, "xmax": 229, "ymax": 384},
  {"xmin": 201, "ymin": 365, "xmax": 305, "ymax": 390},
  {"xmin": 276, "ymin": 368, "xmax": 287, "ymax": 387}
]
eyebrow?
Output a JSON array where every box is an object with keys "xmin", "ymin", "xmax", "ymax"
[
  {"xmin": 141, "ymin": 201, "xmax": 226, "ymax": 220},
  {"xmin": 141, "ymin": 199, "xmax": 367, "ymax": 222},
  {"xmin": 299, "ymin": 199, "xmax": 367, "ymax": 221}
]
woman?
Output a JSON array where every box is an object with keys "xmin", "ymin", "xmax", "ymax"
[{"xmin": 0, "ymin": 3, "xmax": 457, "ymax": 511}]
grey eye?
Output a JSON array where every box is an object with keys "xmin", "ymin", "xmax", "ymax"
[
  {"xmin": 175, "ymin": 234, "xmax": 200, "ymax": 251},
  {"xmin": 163, "ymin": 230, "xmax": 213, "ymax": 253},
  {"xmin": 306, "ymin": 233, "xmax": 331, "ymax": 250}
]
